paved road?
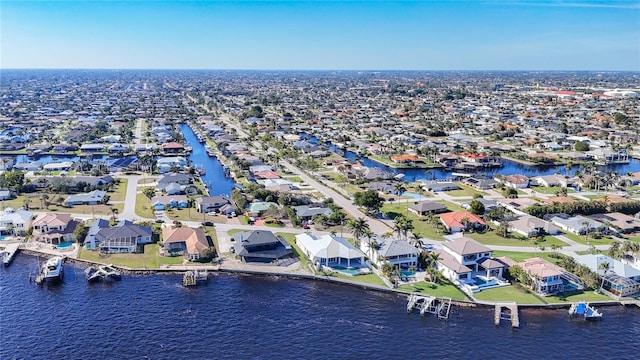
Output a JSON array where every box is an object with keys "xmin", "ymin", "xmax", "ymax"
[
  {"xmin": 120, "ymin": 174, "xmax": 145, "ymax": 221},
  {"xmin": 134, "ymin": 118, "xmax": 144, "ymax": 145}
]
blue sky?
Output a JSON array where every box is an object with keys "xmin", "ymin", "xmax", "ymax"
[{"xmin": 1, "ymin": 1, "xmax": 639, "ymax": 70}]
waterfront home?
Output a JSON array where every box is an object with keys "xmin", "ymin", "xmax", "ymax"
[
  {"xmin": 517, "ymin": 257, "xmax": 568, "ymax": 296},
  {"xmin": 232, "ymin": 230, "xmax": 293, "ymax": 263},
  {"xmin": 550, "ymin": 215, "xmax": 607, "ymax": 235},
  {"xmin": 439, "ymin": 212, "xmax": 486, "ymax": 233},
  {"xmin": 531, "ymin": 174, "xmax": 575, "ymax": 188},
  {"xmin": 43, "ymin": 161, "xmax": 74, "ymax": 171},
  {"xmin": 360, "ymin": 237, "xmax": 418, "ymax": 270},
  {"xmin": 295, "ymin": 233, "xmax": 366, "ymax": 270},
  {"xmin": 0, "ymin": 208, "xmax": 33, "ymax": 236},
  {"xmin": 587, "ymin": 148, "xmax": 629, "ymax": 164},
  {"xmin": 156, "ymin": 156, "xmax": 187, "ymax": 174},
  {"xmin": 161, "ymin": 141, "xmax": 185, "ymax": 153},
  {"xmin": 436, "ymin": 236, "xmax": 506, "ymax": 285},
  {"xmin": 0, "ymin": 190, "xmax": 13, "ymax": 201},
  {"xmin": 500, "ymin": 174, "xmax": 530, "ymax": 189},
  {"xmin": 591, "ymin": 212, "xmax": 640, "ymax": 234},
  {"xmin": 12, "ymin": 161, "xmax": 43, "ymax": 171},
  {"xmin": 408, "ymin": 201, "xmax": 449, "ymax": 216},
  {"xmin": 80, "ymin": 143, "xmax": 106, "ymax": 153},
  {"xmin": 422, "ymin": 181, "xmax": 460, "ymax": 192},
  {"xmin": 161, "ymin": 226, "xmax": 210, "ymax": 260},
  {"xmin": 95, "ymin": 220, "xmax": 152, "ymax": 254},
  {"xmin": 64, "ymin": 190, "xmax": 107, "ymax": 206},
  {"xmin": 368, "ymin": 181, "xmax": 395, "ymax": 194},
  {"xmin": 575, "ymin": 254, "xmax": 640, "ymax": 281},
  {"xmin": 31, "ymin": 213, "xmax": 77, "ymax": 244},
  {"xmin": 497, "ymin": 197, "xmax": 541, "ymax": 215},
  {"xmin": 83, "ymin": 218, "xmax": 110, "ymax": 250},
  {"xmin": 390, "ymin": 155, "xmax": 422, "ymax": 164},
  {"xmin": 293, "ymin": 205, "xmax": 332, "ymax": 222},
  {"xmin": 600, "ymin": 273, "xmax": 640, "ymax": 299},
  {"xmin": 462, "ymin": 177, "xmax": 498, "ymax": 190},
  {"xmin": 508, "ymin": 215, "xmax": 561, "ymax": 237},
  {"xmin": 151, "ymin": 195, "xmax": 189, "ymax": 210},
  {"xmin": 195, "ymin": 196, "xmax": 234, "ymax": 214}
]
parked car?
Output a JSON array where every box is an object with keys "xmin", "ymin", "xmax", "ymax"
[
  {"xmin": 155, "ymin": 219, "xmax": 164, "ymax": 223},
  {"xmin": 421, "ymin": 244, "xmax": 435, "ymax": 251},
  {"xmin": 202, "ymin": 221, "xmax": 214, "ymax": 227}
]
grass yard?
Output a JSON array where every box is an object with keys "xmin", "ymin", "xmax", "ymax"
[
  {"xmin": 275, "ymin": 232, "xmax": 310, "ymax": 269},
  {"xmin": 319, "ymin": 270, "xmax": 387, "ymax": 287},
  {"xmin": 473, "ymin": 285, "xmax": 546, "ymax": 305},
  {"xmin": 202, "ymin": 226, "xmax": 219, "ymax": 253},
  {"xmin": 468, "ymin": 230, "xmax": 567, "ymax": 248},
  {"xmin": 77, "ymin": 243, "xmax": 184, "ymax": 268},
  {"xmin": 381, "ymin": 202, "xmax": 446, "ymax": 240},
  {"xmin": 397, "ymin": 280, "xmax": 470, "ymax": 301},
  {"xmin": 531, "ymin": 186, "xmax": 575, "ymax": 195},
  {"xmin": 108, "ymin": 179, "xmax": 128, "ymax": 201},
  {"xmin": 561, "ymin": 232, "xmax": 613, "ymax": 246},
  {"xmin": 135, "ymin": 192, "xmax": 155, "ymax": 219},
  {"xmin": 491, "ymin": 250, "xmax": 558, "ymax": 263},
  {"xmin": 625, "ymin": 234, "xmax": 640, "ymax": 243},
  {"xmin": 445, "ymin": 183, "xmax": 484, "ymax": 198},
  {"xmin": 544, "ymin": 291, "xmax": 612, "ymax": 304},
  {"xmin": 165, "ymin": 207, "xmax": 227, "ymax": 223}
]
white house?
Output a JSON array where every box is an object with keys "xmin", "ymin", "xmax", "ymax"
[
  {"xmin": 361, "ymin": 237, "xmax": 418, "ymax": 270},
  {"xmin": 156, "ymin": 156, "xmax": 187, "ymax": 174},
  {"xmin": 436, "ymin": 236, "xmax": 506, "ymax": 285},
  {"xmin": 295, "ymin": 233, "xmax": 366, "ymax": 269},
  {"xmin": 508, "ymin": 215, "xmax": 561, "ymax": 237},
  {"xmin": 550, "ymin": 215, "xmax": 607, "ymax": 235},
  {"xmin": 0, "ymin": 208, "xmax": 33, "ymax": 236}
]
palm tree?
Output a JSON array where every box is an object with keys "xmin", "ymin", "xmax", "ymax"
[
  {"xmin": 608, "ymin": 240, "xmax": 622, "ymax": 259},
  {"xmin": 598, "ymin": 261, "xmax": 610, "ymax": 275},
  {"xmin": 409, "ymin": 231, "xmax": 424, "ymax": 249},
  {"xmin": 497, "ymin": 221, "xmax": 510, "ymax": 238},
  {"xmin": 22, "ymin": 198, "xmax": 31, "ymax": 211},
  {"xmin": 346, "ymin": 217, "xmax": 369, "ymax": 248},
  {"xmin": 40, "ymin": 193, "xmax": 49, "ymax": 210},
  {"xmin": 110, "ymin": 207, "xmax": 119, "ymax": 223},
  {"xmin": 425, "ymin": 252, "xmax": 441, "ymax": 283},
  {"xmin": 363, "ymin": 228, "xmax": 375, "ymax": 260}
]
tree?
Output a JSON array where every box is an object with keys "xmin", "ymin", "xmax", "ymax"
[
  {"xmin": 502, "ymin": 187, "xmax": 518, "ymax": 199},
  {"xmin": 497, "ymin": 221, "xmax": 510, "ymax": 238},
  {"xmin": 143, "ymin": 187, "xmax": 156, "ymax": 200},
  {"xmin": 608, "ymin": 240, "xmax": 622, "ymax": 259},
  {"xmin": 346, "ymin": 217, "xmax": 369, "ymax": 247},
  {"xmin": 409, "ymin": 231, "xmax": 424, "ymax": 249},
  {"xmin": 353, "ymin": 190, "xmax": 384, "ymax": 215},
  {"xmin": 40, "ymin": 193, "xmax": 49, "ymax": 210},
  {"xmin": 110, "ymin": 207, "xmax": 119, "ymax": 223},
  {"xmin": 598, "ymin": 261, "xmax": 610, "ymax": 274},
  {"xmin": 0, "ymin": 171, "xmax": 25, "ymax": 191},
  {"xmin": 73, "ymin": 222, "xmax": 89, "ymax": 244},
  {"xmin": 574, "ymin": 141, "xmax": 590, "ymax": 152},
  {"xmin": 469, "ymin": 200, "xmax": 485, "ymax": 215}
]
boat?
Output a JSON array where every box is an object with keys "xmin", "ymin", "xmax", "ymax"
[
  {"xmin": 85, "ymin": 264, "xmax": 122, "ymax": 283},
  {"xmin": 36, "ymin": 256, "xmax": 64, "ymax": 285},
  {"xmin": 569, "ymin": 301, "xmax": 602, "ymax": 320}
]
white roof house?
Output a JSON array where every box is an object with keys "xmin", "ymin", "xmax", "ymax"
[
  {"xmin": 295, "ymin": 233, "xmax": 365, "ymax": 268},
  {"xmin": 575, "ymin": 254, "xmax": 640, "ymax": 281}
]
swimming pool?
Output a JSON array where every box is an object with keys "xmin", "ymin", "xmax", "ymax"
[
  {"xmin": 0, "ymin": 236, "xmax": 6, "ymax": 241},
  {"xmin": 400, "ymin": 271, "xmax": 416, "ymax": 278},
  {"xmin": 57, "ymin": 242, "xmax": 73, "ymax": 249},
  {"xmin": 474, "ymin": 277, "xmax": 498, "ymax": 288},
  {"xmin": 331, "ymin": 266, "xmax": 364, "ymax": 276}
]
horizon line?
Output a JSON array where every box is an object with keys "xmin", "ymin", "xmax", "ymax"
[{"xmin": 2, "ymin": 67, "xmax": 639, "ymax": 73}]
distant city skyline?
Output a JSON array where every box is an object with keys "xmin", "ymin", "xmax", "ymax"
[{"xmin": 1, "ymin": 0, "xmax": 639, "ymax": 71}]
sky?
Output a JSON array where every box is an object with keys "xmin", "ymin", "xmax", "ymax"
[{"xmin": 1, "ymin": 0, "xmax": 639, "ymax": 70}]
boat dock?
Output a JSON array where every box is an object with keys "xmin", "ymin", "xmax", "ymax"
[
  {"xmin": 85, "ymin": 264, "xmax": 122, "ymax": 283},
  {"xmin": 406, "ymin": 294, "xmax": 452, "ymax": 320},
  {"xmin": 183, "ymin": 269, "xmax": 209, "ymax": 287},
  {"xmin": 1, "ymin": 243, "xmax": 20, "ymax": 267},
  {"xmin": 569, "ymin": 302, "xmax": 602, "ymax": 320},
  {"xmin": 494, "ymin": 302, "xmax": 519, "ymax": 328}
]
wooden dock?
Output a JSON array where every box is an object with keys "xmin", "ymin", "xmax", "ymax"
[
  {"xmin": 494, "ymin": 302, "xmax": 519, "ymax": 328},
  {"xmin": 406, "ymin": 294, "xmax": 452, "ymax": 320},
  {"xmin": 183, "ymin": 269, "xmax": 208, "ymax": 287},
  {"xmin": 1, "ymin": 243, "xmax": 20, "ymax": 267}
]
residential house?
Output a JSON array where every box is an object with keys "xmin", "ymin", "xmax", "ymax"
[
  {"xmin": 422, "ymin": 181, "xmax": 460, "ymax": 192},
  {"xmin": 500, "ymin": 174, "xmax": 530, "ymax": 189},
  {"xmin": 195, "ymin": 196, "xmax": 235, "ymax": 214},
  {"xmin": 232, "ymin": 230, "xmax": 293, "ymax": 263},
  {"xmin": 575, "ymin": 254, "xmax": 640, "ymax": 282},
  {"xmin": 31, "ymin": 213, "xmax": 77, "ymax": 244},
  {"xmin": 517, "ymin": 257, "xmax": 568, "ymax": 296},
  {"xmin": 0, "ymin": 190, "xmax": 13, "ymax": 201},
  {"xmin": 436, "ymin": 236, "xmax": 506, "ymax": 285},
  {"xmin": 439, "ymin": 212, "xmax": 486, "ymax": 233},
  {"xmin": 156, "ymin": 157, "xmax": 187, "ymax": 174},
  {"xmin": 463, "ymin": 177, "xmax": 498, "ymax": 190},
  {"xmin": 162, "ymin": 142, "xmax": 185, "ymax": 153},
  {"xmin": 83, "ymin": 218, "xmax": 110, "ymax": 250},
  {"xmin": 162, "ymin": 226, "xmax": 210, "ymax": 260},
  {"xmin": 95, "ymin": 220, "xmax": 153, "ymax": 253},
  {"xmin": 293, "ymin": 205, "xmax": 333, "ymax": 222},
  {"xmin": 550, "ymin": 215, "xmax": 607, "ymax": 235},
  {"xmin": 532, "ymin": 174, "xmax": 575, "ymax": 188},
  {"xmin": 361, "ymin": 237, "xmax": 419, "ymax": 270},
  {"xmin": 64, "ymin": 190, "xmax": 107, "ymax": 206},
  {"xmin": 151, "ymin": 195, "xmax": 189, "ymax": 210},
  {"xmin": 295, "ymin": 233, "xmax": 366, "ymax": 269},
  {"xmin": 0, "ymin": 208, "xmax": 33, "ymax": 236},
  {"xmin": 508, "ymin": 215, "xmax": 561, "ymax": 237},
  {"xmin": 408, "ymin": 201, "xmax": 449, "ymax": 216},
  {"xmin": 246, "ymin": 201, "xmax": 279, "ymax": 217},
  {"xmin": 592, "ymin": 212, "xmax": 640, "ymax": 234}
]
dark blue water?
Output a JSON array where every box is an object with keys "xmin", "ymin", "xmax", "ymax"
[
  {"xmin": 181, "ymin": 123, "xmax": 235, "ymax": 196},
  {"xmin": 300, "ymin": 133, "xmax": 640, "ymax": 181},
  {"xmin": 2, "ymin": 256, "xmax": 639, "ymax": 359}
]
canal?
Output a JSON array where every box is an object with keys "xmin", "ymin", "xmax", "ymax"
[
  {"xmin": 300, "ymin": 133, "xmax": 640, "ymax": 181},
  {"xmin": 180, "ymin": 123, "xmax": 235, "ymax": 196}
]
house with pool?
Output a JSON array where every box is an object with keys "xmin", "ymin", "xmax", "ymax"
[
  {"xmin": 361, "ymin": 237, "xmax": 419, "ymax": 271},
  {"xmin": 435, "ymin": 236, "xmax": 508, "ymax": 293},
  {"xmin": 295, "ymin": 233, "xmax": 369, "ymax": 275}
]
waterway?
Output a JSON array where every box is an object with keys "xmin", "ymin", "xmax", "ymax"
[
  {"xmin": 300, "ymin": 133, "xmax": 640, "ymax": 182},
  {"xmin": 181, "ymin": 123, "xmax": 235, "ymax": 197},
  {"xmin": 1, "ymin": 256, "xmax": 639, "ymax": 360}
]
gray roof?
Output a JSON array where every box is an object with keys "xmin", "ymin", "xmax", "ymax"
[
  {"xmin": 410, "ymin": 201, "xmax": 447, "ymax": 212},
  {"xmin": 95, "ymin": 220, "xmax": 152, "ymax": 244},
  {"xmin": 378, "ymin": 240, "xmax": 419, "ymax": 258},
  {"xmin": 444, "ymin": 237, "xmax": 491, "ymax": 256},
  {"xmin": 233, "ymin": 230, "xmax": 280, "ymax": 246},
  {"xmin": 65, "ymin": 190, "xmax": 106, "ymax": 204},
  {"xmin": 293, "ymin": 205, "xmax": 332, "ymax": 218}
]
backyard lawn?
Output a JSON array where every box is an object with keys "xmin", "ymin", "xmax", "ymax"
[
  {"xmin": 468, "ymin": 230, "xmax": 567, "ymax": 248},
  {"xmin": 135, "ymin": 192, "xmax": 155, "ymax": 219},
  {"xmin": 531, "ymin": 186, "xmax": 575, "ymax": 195},
  {"xmin": 560, "ymin": 232, "xmax": 613, "ymax": 246},
  {"xmin": 320, "ymin": 270, "xmax": 387, "ymax": 287},
  {"xmin": 445, "ymin": 183, "xmax": 485, "ymax": 198},
  {"xmin": 544, "ymin": 291, "xmax": 612, "ymax": 304},
  {"xmin": 275, "ymin": 232, "xmax": 310, "ymax": 269},
  {"xmin": 165, "ymin": 207, "xmax": 227, "ymax": 223},
  {"xmin": 107, "ymin": 178, "xmax": 128, "ymax": 201},
  {"xmin": 381, "ymin": 202, "xmax": 446, "ymax": 240},
  {"xmin": 77, "ymin": 243, "xmax": 184, "ymax": 268},
  {"xmin": 473, "ymin": 285, "xmax": 545, "ymax": 305},
  {"xmin": 491, "ymin": 250, "xmax": 558, "ymax": 263},
  {"xmin": 397, "ymin": 281, "xmax": 470, "ymax": 301}
]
